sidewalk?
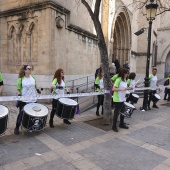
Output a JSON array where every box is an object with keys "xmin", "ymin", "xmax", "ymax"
[{"xmin": 0, "ymin": 91, "xmax": 170, "ymax": 170}]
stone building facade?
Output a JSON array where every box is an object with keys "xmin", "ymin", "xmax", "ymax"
[
  {"xmin": 0, "ymin": 0, "xmax": 170, "ymax": 95},
  {"xmin": 0, "ymin": 0, "xmax": 99, "ymax": 94}
]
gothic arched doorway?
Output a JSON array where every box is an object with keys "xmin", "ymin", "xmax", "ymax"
[
  {"xmin": 165, "ymin": 51, "xmax": 170, "ymax": 77},
  {"xmin": 111, "ymin": 9, "xmax": 131, "ymax": 66}
]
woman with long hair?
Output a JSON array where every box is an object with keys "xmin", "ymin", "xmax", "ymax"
[
  {"xmin": 14, "ymin": 65, "xmax": 41, "ymax": 135},
  {"xmin": 49, "ymin": 68, "xmax": 70, "ymax": 127},
  {"xmin": 95, "ymin": 69, "xmax": 104, "ymax": 116},
  {"xmin": 112, "ymin": 68, "xmax": 132, "ymax": 132}
]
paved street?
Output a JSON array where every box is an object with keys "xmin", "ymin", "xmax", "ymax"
[{"xmin": 0, "ymin": 91, "xmax": 170, "ymax": 170}]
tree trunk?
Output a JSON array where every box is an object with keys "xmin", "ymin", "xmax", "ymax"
[{"xmin": 81, "ymin": 0, "xmax": 112, "ymax": 124}]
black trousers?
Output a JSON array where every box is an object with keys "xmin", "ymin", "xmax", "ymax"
[
  {"xmin": 16, "ymin": 102, "xmax": 27, "ymax": 129},
  {"xmin": 96, "ymin": 95, "xmax": 104, "ymax": 112},
  {"xmin": 148, "ymin": 90, "xmax": 156, "ymax": 107},
  {"xmin": 112, "ymin": 102, "xmax": 125, "ymax": 127},
  {"xmin": 167, "ymin": 89, "xmax": 170, "ymax": 101}
]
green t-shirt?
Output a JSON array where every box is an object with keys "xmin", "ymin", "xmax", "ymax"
[
  {"xmin": 0, "ymin": 72, "xmax": 3, "ymax": 82},
  {"xmin": 167, "ymin": 78, "xmax": 170, "ymax": 90},
  {"xmin": 127, "ymin": 79, "xmax": 130, "ymax": 86},
  {"xmin": 51, "ymin": 78, "xmax": 66, "ymax": 94},
  {"xmin": 17, "ymin": 75, "xmax": 36, "ymax": 94},
  {"xmin": 113, "ymin": 77, "xmax": 127, "ymax": 102},
  {"xmin": 95, "ymin": 77, "xmax": 103, "ymax": 92},
  {"xmin": 111, "ymin": 74, "xmax": 118, "ymax": 83}
]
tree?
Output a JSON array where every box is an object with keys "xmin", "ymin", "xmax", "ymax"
[
  {"xmin": 81, "ymin": 0, "xmax": 112, "ymax": 124},
  {"xmin": 127, "ymin": 0, "xmax": 170, "ymax": 15}
]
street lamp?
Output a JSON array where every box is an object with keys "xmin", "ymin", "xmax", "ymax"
[{"xmin": 142, "ymin": 0, "xmax": 158, "ymax": 111}]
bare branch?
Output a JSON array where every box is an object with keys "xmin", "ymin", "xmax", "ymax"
[
  {"xmin": 94, "ymin": 0, "xmax": 101, "ymax": 17},
  {"xmin": 156, "ymin": 8, "xmax": 170, "ymax": 15},
  {"xmin": 81, "ymin": 0, "xmax": 94, "ymax": 20}
]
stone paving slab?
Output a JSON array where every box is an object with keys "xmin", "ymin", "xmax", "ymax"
[
  {"xmin": 43, "ymin": 122, "xmax": 105, "ymax": 146},
  {"xmin": 1, "ymin": 93, "xmax": 170, "ymax": 170},
  {"xmin": 128, "ymin": 126, "xmax": 170, "ymax": 151},
  {"xmin": 77, "ymin": 138, "xmax": 166, "ymax": 170},
  {"xmin": 0, "ymin": 133, "xmax": 51, "ymax": 166},
  {"xmin": 26, "ymin": 158, "xmax": 78, "ymax": 170}
]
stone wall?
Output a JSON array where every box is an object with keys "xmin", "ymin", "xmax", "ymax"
[{"xmin": 0, "ymin": 0, "xmax": 99, "ymax": 95}]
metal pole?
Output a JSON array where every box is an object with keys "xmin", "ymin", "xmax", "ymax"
[{"xmin": 142, "ymin": 20, "xmax": 153, "ymax": 110}]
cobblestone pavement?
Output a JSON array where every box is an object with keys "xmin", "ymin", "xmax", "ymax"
[{"xmin": 0, "ymin": 91, "xmax": 170, "ymax": 170}]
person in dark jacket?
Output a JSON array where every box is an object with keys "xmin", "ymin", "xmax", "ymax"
[{"xmin": 114, "ymin": 59, "xmax": 120, "ymax": 74}]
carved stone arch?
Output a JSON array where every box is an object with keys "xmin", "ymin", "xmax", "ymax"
[
  {"xmin": 18, "ymin": 24, "xmax": 24, "ymax": 36},
  {"xmin": 8, "ymin": 25, "xmax": 15, "ymax": 38},
  {"xmin": 110, "ymin": 6, "xmax": 132, "ymax": 65},
  {"xmin": 160, "ymin": 44, "xmax": 170, "ymax": 77},
  {"xmin": 161, "ymin": 44, "xmax": 170, "ymax": 63},
  {"xmin": 28, "ymin": 22, "xmax": 35, "ymax": 35}
]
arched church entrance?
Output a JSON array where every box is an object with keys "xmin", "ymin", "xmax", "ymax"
[
  {"xmin": 111, "ymin": 9, "xmax": 131, "ymax": 66},
  {"xmin": 165, "ymin": 51, "xmax": 170, "ymax": 77}
]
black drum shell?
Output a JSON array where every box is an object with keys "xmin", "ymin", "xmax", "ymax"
[
  {"xmin": 120, "ymin": 103, "xmax": 134, "ymax": 117},
  {"xmin": 128, "ymin": 93, "xmax": 139, "ymax": 104},
  {"xmin": 22, "ymin": 112, "xmax": 47, "ymax": 131},
  {"xmin": 56, "ymin": 100, "xmax": 77, "ymax": 120},
  {"xmin": 0, "ymin": 115, "xmax": 8, "ymax": 135},
  {"xmin": 152, "ymin": 94, "xmax": 160, "ymax": 103}
]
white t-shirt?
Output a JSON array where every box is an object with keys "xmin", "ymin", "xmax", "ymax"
[
  {"xmin": 118, "ymin": 81, "xmax": 127, "ymax": 102},
  {"xmin": 56, "ymin": 80, "xmax": 65, "ymax": 95},
  {"xmin": 150, "ymin": 75, "xmax": 157, "ymax": 90},
  {"xmin": 99, "ymin": 78, "xmax": 104, "ymax": 92},
  {"xmin": 22, "ymin": 76, "xmax": 37, "ymax": 103},
  {"xmin": 129, "ymin": 80, "xmax": 135, "ymax": 93}
]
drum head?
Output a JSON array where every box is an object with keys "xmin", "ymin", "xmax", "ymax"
[
  {"xmin": 24, "ymin": 103, "xmax": 48, "ymax": 117},
  {"xmin": 126, "ymin": 91, "xmax": 130, "ymax": 95},
  {"xmin": 132, "ymin": 94, "xmax": 139, "ymax": 98},
  {"xmin": 155, "ymin": 94, "xmax": 161, "ymax": 100},
  {"xmin": 59, "ymin": 98, "xmax": 77, "ymax": 106},
  {"xmin": 124, "ymin": 102, "xmax": 135, "ymax": 109},
  {"xmin": 0, "ymin": 105, "xmax": 8, "ymax": 118}
]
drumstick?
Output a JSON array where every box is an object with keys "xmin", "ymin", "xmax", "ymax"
[{"xmin": 135, "ymin": 77, "xmax": 141, "ymax": 85}]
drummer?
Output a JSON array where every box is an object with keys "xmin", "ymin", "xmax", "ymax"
[
  {"xmin": 110, "ymin": 68, "xmax": 123, "ymax": 108},
  {"xmin": 49, "ymin": 68, "xmax": 70, "ymax": 128},
  {"xmin": 0, "ymin": 71, "xmax": 3, "ymax": 95},
  {"xmin": 112, "ymin": 68, "xmax": 132, "ymax": 132},
  {"xmin": 126, "ymin": 72, "xmax": 136, "ymax": 104},
  {"xmin": 14, "ymin": 65, "xmax": 41, "ymax": 135},
  {"xmin": 148, "ymin": 68, "xmax": 159, "ymax": 110},
  {"xmin": 95, "ymin": 69, "xmax": 104, "ymax": 116}
]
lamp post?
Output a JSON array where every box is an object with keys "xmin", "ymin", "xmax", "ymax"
[{"xmin": 142, "ymin": 0, "xmax": 158, "ymax": 111}]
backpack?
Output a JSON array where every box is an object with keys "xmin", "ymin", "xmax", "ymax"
[{"xmin": 164, "ymin": 79, "xmax": 169, "ymax": 86}]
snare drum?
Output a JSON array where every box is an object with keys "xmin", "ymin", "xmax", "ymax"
[
  {"xmin": 0, "ymin": 105, "xmax": 8, "ymax": 135},
  {"xmin": 128, "ymin": 93, "xmax": 139, "ymax": 104},
  {"xmin": 125, "ymin": 91, "xmax": 130, "ymax": 98},
  {"xmin": 152, "ymin": 93, "xmax": 161, "ymax": 103},
  {"xmin": 56, "ymin": 98, "xmax": 78, "ymax": 120},
  {"xmin": 120, "ymin": 102, "xmax": 135, "ymax": 118},
  {"xmin": 22, "ymin": 103, "xmax": 48, "ymax": 131}
]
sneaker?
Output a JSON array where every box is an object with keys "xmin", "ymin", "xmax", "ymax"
[
  {"xmin": 112, "ymin": 126, "xmax": 118, "ymax": 132},
  {"xmin": 63, "ymin": 119, "xmax": 71, "ymax": 125},
  {"xmin": 119, "ymin": 124, "xmax": 129, "ymax": 129},
  {"xmin": 14, "ymin": 128, "xmax": 19, "ymax": 135},
  {"xmin": 152, "ymin": 105, "xmax": 159, "ymax": 109}
]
